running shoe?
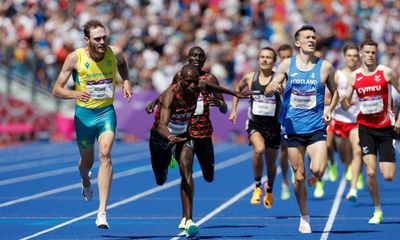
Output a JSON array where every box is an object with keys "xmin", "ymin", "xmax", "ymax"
[
  {"xmin": 299, "ymin": 215, "xmax": 312, "ymax": 234},
  {"xmin": 314, "ymin": 181, "xmax": 325, "ymax": 198},
  {"xmin": 250, "ymin": 186, "xmax": 262, "ymax": 205},
  {"xmin": 169, "ymin": 155, "xmax": 178, "ymax": 169},
  {"xmin": 368, "ymin": 209, "xmax": 383, "ymax": 224},
  {"xmin": 308, "ymin": 176, "xmax": 318, "ymax": 187},
  {"xmin": 328, "ymin": 162, "xmax": 338, "ymax": 182},
  {"xmin": 185, "ymin": 219, "xmax": 199, "ymax": 237},
  {"xmin": 280, "ymin": 183, "xmax": 290, "ymax": 200},
  {"xmin": 81, "ymin": 171, "xmax": 93, "ymax": 202},
  {"xmin": 263, "ymin": 183, "xmax": 273, "ymax": 208},
  {"xmin": 346, "ymin": 188, "xmax": 357, "ymax": 202},
  {"xmin": 96, "ymin": 212, "xmax": 109, "ymax": 229},
  {"xmin": 345, "ymin": 165, "xmax": 352, "ymax": 181},
  {"xmin": 356, "ymin": 174, "xmax": 364, "ymax": 190},
  {"xmin": 178, "ymin": 217, "xmax": 186, "ymax": 229}
]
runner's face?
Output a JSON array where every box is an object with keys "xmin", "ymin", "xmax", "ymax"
[
  {"xmin": 258, "ymin": 49, "xmax": 275, "ymax": 70},
  {"xmin": 360, "ymin": 45, "xmax": 377, "ymax": 67},
  {"xmin": 181, "ymin": 73, "xmax": 199, "ymax": 93},
  {"xmin": 297, "ymin": 30, "xmax": 316, "ymax": 53},
  {"xmin": 187, "ymin": 48, "xmax": 206, "ymax": 69},
  {"xmin": 87, "ymin": 27, "xmax": 107, "ymax": 54},
  {"xmin": 344, "ymin": 49, "xmax": 359, "ymax": 69},
  {"xmin": 278, "ymin": 49, "xmax": 292, "ymax": 60}
]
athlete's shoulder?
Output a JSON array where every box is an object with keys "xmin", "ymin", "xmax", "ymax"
[
  {"xmin": 108, "ymin": 45, "xmax": 122, "ymax": 55},
  {"xmin": 64, "ymin": 50, "xmax": 79, "ymax": 69}
]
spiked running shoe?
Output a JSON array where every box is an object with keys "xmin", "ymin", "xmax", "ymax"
[
  {"xmin": 263, "ymin": 183, "xmax": 273, "ymax": 208},
  {"xmin": 368, "ymin": 209, "xmax": 383, "ymax": 224},
  {"xmin": 328, "ymin": 162, "xmax": 338, "ymax": 182},
  {"xmin": 345, "ymin": 165, "xmax": 352, "ymax": 181},
  {"xmin": 346, "ymin": 188, "xmax": 357, "ymax": 202},
  {"xmin": 96, "ymin": 212, "xmax": 110, "ymax": 229},
  {"xmin": 299, "ymin": 215, "xmax": 312, "ymax": 234},
  {"xmin": 81, "ymin": 171, "xmax": 93, "ymax": 201},
  {"xmin": 178, "ymin": 217, "xmax": 186, "ymax": 229},
  {"xmin": 280, "ymin": 183, "xmax": 290, "ymax": 200},
  {"xmin": 185, "ymin": 219, "xmax": 199, "ymax": 237},
  {"xmin": 308, "ymin": 176, "xmax": 318, "ymax": 187},
  {"xmin": 250, "ymin": 187, "xmax": 262, "ymax": 205},
  {"xmin": 314, "ymin": 181, "xmax": 325, "ymax": 198},
  {"xmin": 357, "ymin": 174, "xmax": 364, "ymax": 190}
]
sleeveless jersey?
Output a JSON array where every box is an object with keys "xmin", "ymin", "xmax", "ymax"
[
  {"xmin": 281, "ymin": 56, "xmax": 325, "ymax": 134},
  {"xmin": 333, "ymin": 69, "xmax": 359, "ymax": 123},
  {"xmin": 189, "ymin": 71, "xmax": 213, "ymax": 138},
  {"xmin": 353, "ymin": 65, "xmax": 394, "ymax": 128},
  {"xmin": 248, "ymin": 71, "xmax": 280, "ymax": 124},
  {"xmin": 152, "ymin": 84, "xmax": 199, "ymax": 135},
  {"xmin": 73, "ymin": 47, "xmax": 117, "ymax": 109}
]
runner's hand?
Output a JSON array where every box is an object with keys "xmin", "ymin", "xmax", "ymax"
[
  {"xmin": 168, "ymin": 135, "xmax": 187, "ymax": 144},
  {"xmin": 123, "ymin": 80, "xmax": 133, "ymax": 102},
  {"xmin": 146, "ymin": 101, "xmax": 157, "ymax": 114},
  {"xmin": 75, "ymin": 90, "xmax": 90, "ymax": 102}
]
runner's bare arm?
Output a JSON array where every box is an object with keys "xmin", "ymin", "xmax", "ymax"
[
  {"xmin": 111, "ymin": 45, "xmax": 132, "ymax": 102},
  {"xmin": 324, "ymin": 62, "xmax": 339, "ymax": 117},
  {"xmin": 229, "ymin": 73, "xmax": 252, "ymax": 124},
  {"xmin": 264, "ymin": 58, "xmax": 289, "ymax": 95},
  {"xmin": 342, "ymin": 72, "xmax": 356, "ymax": 111},
  {"xmin": 52, "ymin": 51, "xmax": 91, "ymax": 101}
]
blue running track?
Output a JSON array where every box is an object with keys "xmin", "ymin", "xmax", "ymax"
[{"xmin": 0, "ymin": 141, "xmax": 399, "ymax": 239}]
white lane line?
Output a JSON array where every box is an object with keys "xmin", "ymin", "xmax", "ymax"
[
  {"xmin": 170, "ymin": 169, "xmax": 281, "ymax": 239},
  {"xmin": 19, "ymin": 151, "xmax": 253, "ymax": 240},
  {"xmin": 0, "ymin": 165, "xmax": 152, "ymax": 208},
  {"xmin": 0, "ymin": 152, "xmax": 149, "ymax": 186},
  {"xmin": 320, "ymin": 176, "xmax": 347, "ymax": 240},
  {"xmin": 1, "ymin": 143, "xmax": 232, "ymax": 184},
  {"xmin": 0, "ymin": 145, "xmax": 147, "ymax": 173},
  {"xmin": 1, "ymin": 145, "xmax": 234, "ymax": 207}
]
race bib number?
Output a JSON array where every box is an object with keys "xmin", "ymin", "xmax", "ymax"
[
  {"xmin": 194, "ymin": 94, "xmax": 204, "ymax": 115},
  {"xmin": 359, "ymin": 95, "xmax": 383, "ymax": 114},
  {"xmin": 252, "ymin": 95, "xmax": 276, "ymax": 116},
  {"xmin": 290, "ymin": 88, "xmax": 316, "ymax": 109},
  {"xmin": 167, "ymin": 121, "xmax": 188, "ymax": 135},
  {"xmin": 87, "ymin": 79, "xmax": 113, "ymax": 99}
]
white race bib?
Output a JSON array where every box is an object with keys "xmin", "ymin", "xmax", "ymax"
[
  {"xmin": 252, "ymin": 96, "xmax": 276, "ymax": 116},
  {"xmin": 194, "ymin": 94, "xmax": 204, "ymax": 116},
  {"xmin": 167, "ymin": 121, "xmax": 188, "ymax": 135},
  {"xmin": 87, "ymin": 79, "xmax": 113, "ymax": 99},
  {"xmin": 359, "ymin": 95, "xmax": 383, "ymax": 114},
  {"xmin": 290, "ymin": 88, "xmax": 316, "ymax": 109}
]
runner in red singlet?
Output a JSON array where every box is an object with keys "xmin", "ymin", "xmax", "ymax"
[{"xmin": 343, "ymin": 39, "xmax": 400, "ymax": 224}]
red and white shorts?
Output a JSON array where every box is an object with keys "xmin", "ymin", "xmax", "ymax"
[{"xmin": 332, "ymin": 120, "xmax": 358, "ymax": 139}]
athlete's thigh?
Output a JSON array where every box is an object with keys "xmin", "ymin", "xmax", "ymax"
[
  {"xmin": 306, "ymin": 140, "xmax": 327, "ymax": 172},
  {"xmin": 98, "ymin": 131, "xmax": 115, "ymax": 156},
  {"xmin": 287, "ymin": 145, "xmax": 306, "ymax": 173},
  {"xmin": 348, "ymin": 127, "xmax": 361, "ymax": 152},
  {"xmin": 249, "ymin": 131, "xmax": 266, "ymax": 152},
  {"xmin": 194, "ymin": 138, "xmax": 215, "ymax": 171}
]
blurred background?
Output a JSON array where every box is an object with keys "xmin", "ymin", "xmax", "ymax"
[{"xmin": 0, "ymin": 0, "xmax": 399, "ymax": 146}]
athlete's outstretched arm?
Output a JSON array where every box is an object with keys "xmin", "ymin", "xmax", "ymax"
[
  {"xmin": 264, "ymin": 58, "xmax": 289, "ymax": 95},
  {"xmin": 204, "ymin": 81, "xmax": 249, "ymax": 99},
  {"xmin": 206, "ymin": 73, "xmax": 228, "ymax": 113},
  {"xmin": 146, "ymin": 72, "xmax": 181, "ymax": 114},
  {"xmin": 52, "ymin": 51, "xmax": 90, "ymax": 102},
  {"xmin": 111, "ymin": 45, "xmax": 132, "ymax": 102},
  {"xmin": 229, "ymin": 73, "xmax": 251, "ymax": 124}
]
